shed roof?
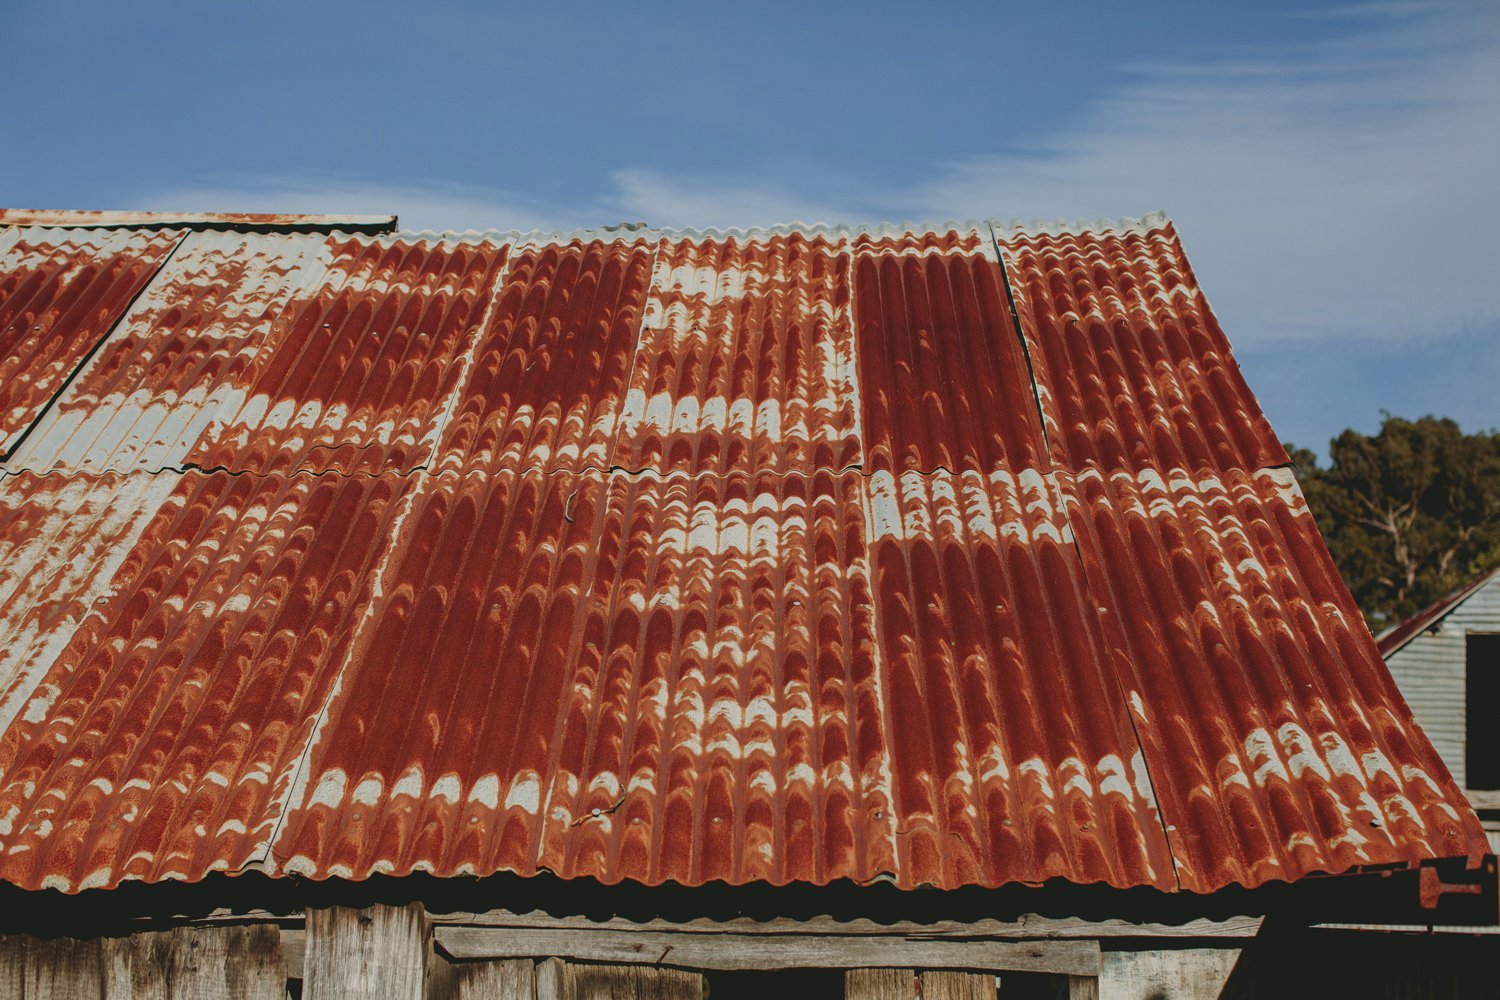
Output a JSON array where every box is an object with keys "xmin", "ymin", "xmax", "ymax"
[
  {"xmin": 0, "ymin": 209, "xmax": 1485, "ymax": 897},
  {"xmin": 1376, "ymin": 566, "xmax": 1500, "ymax": 658}
]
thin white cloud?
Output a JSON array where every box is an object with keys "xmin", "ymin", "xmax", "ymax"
[
  {"xmin": 605, "ymin": 168, "xmax": 851, "ymax": 231},
  {"xmin": 909, "ymin": 3, "xmax": 1500, "ymax": 346},
  {"xmin": 604, "ymin": 4, "xmax": 1499, "ymax": 349}
]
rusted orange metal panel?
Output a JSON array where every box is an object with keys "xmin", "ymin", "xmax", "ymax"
[
  {"xmin": 0, "ymin": 471, "xmax": 413, "ymax": 891},
  {"xmin": 433, "ymin": 238, "xmax": 656, "ymax": 474},
  {"xmin": 1058, "ymin": 464, "xmax": 1487, "ymax": 891},
  {"xmin": 853, "ymin": 238, "xmax": 1047, "ymax": 475},
  {"xmin": 0, "ymin": 228, "xmax": 181, "ymax": 456},
  {"xmin": 995, "ymin": 217, "xmax": 1287, "ymax": 474},
  {"xmin": 613, "ymin": 234, "xmax": 861, "ymax": 475}
]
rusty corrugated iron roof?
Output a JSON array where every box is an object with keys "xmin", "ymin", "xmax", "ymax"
[{"xmin": 0, "ymin": 210, "xmax": 1485, "ymax": 897}]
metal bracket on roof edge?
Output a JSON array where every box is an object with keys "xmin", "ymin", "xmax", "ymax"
[{"xmin": 1418, "ymin": 860, "xmax": 1491, "ymax": 910}]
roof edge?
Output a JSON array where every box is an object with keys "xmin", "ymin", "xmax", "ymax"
[
  {"xmin": 0, "ymin": 208, "xmax": 398, "ymax": 235},
  {"xmin": 1376, "ymin": 565, "xmax": 1500, "ymax": 657}
]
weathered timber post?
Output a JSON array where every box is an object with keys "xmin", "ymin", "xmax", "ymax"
[
  {"xmin": 1068, "ymin": 973, "xmax": 1100, "ymax": 1000},
  {"xmin": 845, "ymin": 968, "xmax": 917, "ymax": 999},
  {"xmin": 305, "ymin": 902, "xmax": 432, "ymax": 999}
]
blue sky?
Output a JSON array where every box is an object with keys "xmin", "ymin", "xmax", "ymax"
[{"xmin": 4, "ymin": 1, "xmax": 1495, "ymax": 455}]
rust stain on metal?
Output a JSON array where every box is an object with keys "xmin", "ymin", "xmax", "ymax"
[
  {"xmin": 0, "ymin": 213, "xmax": 1485, "ymax": 897},
  {"xmin": 3, "ymin": 231, "xmax": 327, "ymax": 473},
  {"xmin": 862, "ymin": 466, "xmax": 1174, "ymax": 889},
  {"xmin": 273, "ymin": 470, "xmax": 897, "ymax": 887},
  {"xmin": 853, "ymin": 244, "xmax": 1046, "ymax": 475},
  {"xmin": 0, "ymin": 470, "xmax": 412, "ymax": 892},
  {"xmin": 1058, "ymin": 464, "xmax": 1488, "ymax": 890}
]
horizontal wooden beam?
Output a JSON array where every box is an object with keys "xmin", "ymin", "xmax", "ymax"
[
  {"xmin": 426, "ymin": 910, "xmax": 1263, "ymax": 941},
  {"xmin": 434, "ymin": 926, "xmax": 1101, "ymax": 976}
]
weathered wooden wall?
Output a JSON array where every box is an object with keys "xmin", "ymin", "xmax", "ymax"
[
  {"xmin": 3, "ymin": 902, "xmax": 1491, "ymax": 999},
  {"xmin": 0, "ymin": 924, "xmax": 285, "ymax": 999}
]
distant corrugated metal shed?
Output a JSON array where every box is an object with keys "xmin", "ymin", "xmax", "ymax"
[
  {"xmin": 0, "ymin": 209, "xmax": 1485, "ymax": 899},
  {"xmin": 1376, "ymin": 567, "xmax": 1500, "ymax": 659},
  {"xmin": 1379, "ymin": 569, "xmax": 1500, "ymax": 792}
]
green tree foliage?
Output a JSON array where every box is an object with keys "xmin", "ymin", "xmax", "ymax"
[{"xmin": 1287, "ymin": 416, "xmax": 1500, "ymax": 629}]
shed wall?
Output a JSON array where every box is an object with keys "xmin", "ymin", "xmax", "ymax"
[{"xmin": 1384, "ymin": 574, "xmax": 1500, "ymax": 795}]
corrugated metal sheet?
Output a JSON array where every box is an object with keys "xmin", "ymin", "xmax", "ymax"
[
  {"xmin": 995, "ymin": 217, "xmax": 1287, "ymax": 474},
  {"xmin": 433, "ymin": 238, "xmax": 656, "ymax": 474},
  {"xmin": 0, "ymin": 227, "xmax": 182, "ymax": 455},
  {"xmin": 0, "ymin": 470, "xmax": 411, "ymax": 892},
  {"xmin": 852, "ymin": 241, "xmax": 1047, "ymax": 475},
  {"xmin": 182, "ymin": 235, "xmax": 512, "ymax": 475},
  {"xmin": 3, "ymin": 231, "xmax": 328, "ymax": 473},
  {"xmin": 0, "ymin": 211, "xmax": 1486, "ymax": 899},
  {"xmin": 861, "ymin": 467, "xmax": 1174, "ymax": 890},
  {"xmin": 613, "ymin": 234, "xmax": 862, "ymax": 475},
  {"xmin": 271, "ymin": 467, "xmax": 1172, "ymax": 889},
  {"xmin": 1058, "ymin": 465, "xmax": 1481, "ymax": 890},
  {"xmin": 1383, "ymin": 572, "xmax": 1500, "ymax": 790},
  {"xmin": 273, "ymin": 470, "xmax": 893, "ymax": 886}
]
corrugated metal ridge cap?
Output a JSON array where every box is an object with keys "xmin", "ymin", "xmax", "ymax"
[
  {"xmin": 0, "ymin": 208, "xmax": 397, "ymax": 234},
  {"xmin": 990, "ymin": 210, "xmax": 1172, "ymax": 239},
  {"xmin": 388, "ymin": 212, "xmax": 1175, "ymax": 247},
  {"xmin": 390, "ymin": 218, "xmax": 985, "ymax": 246}
]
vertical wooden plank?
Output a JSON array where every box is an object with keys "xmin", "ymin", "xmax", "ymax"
[
  {"xmin": 845, "ymin": 968, "xmax": 916, "ymax": 1000},
  {"xmin": 536, "ymin": 957, "xmax": 567, "ymax": 1000},
  {"xmin": 95, "ymin": 925, "xmax": 287, "ymax": 1000},
  {"xmin": 114, "ymin": 931, "xmax": 170, "ymax": 1000},
  {"xmin": 305, "ymin": 903, "xmax": 430, "ymax": 1000},
  {"xmin": 169, "ymin": 925, "xmax": 286, "ymax": 1000},
  {"xmin": 0, "ymin": 935, "xmax": 28, "ymax": 998},
  {"xmin": 564, "ymin": 962, "xmax": 703, "ymax": 999},
  {"xmin": 920, "ymin": 970, "xmax": 993, "ymax": 1000},
  {"xmin": 453, "ymin": 958, "xmax": 537, "ymax": 999},
  {"xmin": 22, "ymin": 936, "xmax": 104, "ymax": 998},
  {"xmin": 1067, "ymin": 974, "xmax": 1099, "ymax": 1000}
]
